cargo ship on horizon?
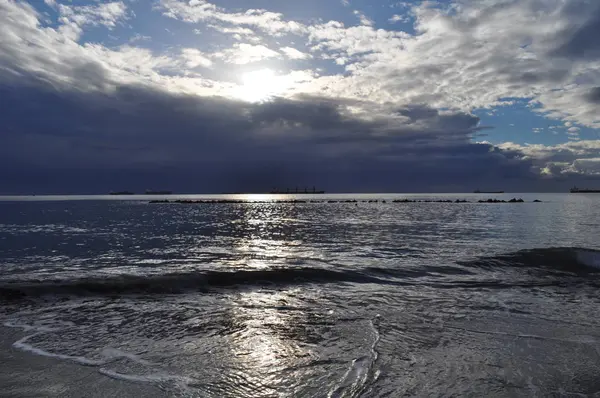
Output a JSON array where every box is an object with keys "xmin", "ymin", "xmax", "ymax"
[
  {"xmin": 270, "ymin": 187, "xmax": 325, "ymax": 194},
  {"xmin": 474, "ymin": 189, "xmax": 504, "ymax": 194},
  {"xmin": 110, "ymin": 191, "xmax": 135, "ymax": 195},
  {"xmin": 570, "ymin": 186, "xmax": 600, "ymax": 193}
]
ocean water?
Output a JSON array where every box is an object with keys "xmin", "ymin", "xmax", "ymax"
[{"xmin": 1, "ymin": 193, "xmax": 600, "ymax": 397}]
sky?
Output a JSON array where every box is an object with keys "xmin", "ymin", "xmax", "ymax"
[{"xmin": 1, "ymin": 0, "xmax": 600, "ymax": 193}]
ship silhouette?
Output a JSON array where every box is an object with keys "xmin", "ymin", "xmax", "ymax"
[
  {"xmin": 270, "ymin": 186, "xmax": 325, "ymax": 194},
  {"xmin": 570, "ymin": 186, "xmax": 600, "ymax": 193},
  {"xmin": 474, "ymin": 189, "xmax": 504, "ymax": 194}
]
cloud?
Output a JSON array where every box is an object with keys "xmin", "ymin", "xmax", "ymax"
[
  {"xmin": 2, "ymin": 0, "xmax": 600, "ymax": 193},
  {"xmin": 213, "ymin": 43, "xmax": 280, "ymax": 64},
  {"xmin": 2, "ymin": 79, "xmax": 540, "ymax": 193},
  {"xmin": 281, "ymin": 46, "xmax": 311, "ymax": 60},
  {"xmin": 129, "ymin": 33, "xmax": 151, "ymax": 43},
  {"xmin": 572, "ymin": 158, "xmax": 600, "ymax": 175},
  {"xmin": 0, "ymin": 1, "xmax": 229, "ymax": 96},
  {"xmin": 498, "ymin": 141, "xmax": 600, "ymax": 176},
  {"xmin": 206, "ymin": 25, "xmax": 260, "ymax": 42},
  {"xmin": 157, "ymin": 0, "xmax": 306, "ymax": 36},
  {"xmin": 53, "ymin": 1, "xmax": 129, "ymax": 40},
  {"xmin": 180, "ymin": 48, "xmax": 213, "ymax": 68},
  {"xmin": 551, "ymin": 6, "xmax": 600, "ymax": 60},
  {"xmin": 155, "ymin": 0, "xmax": 600, "ymax": 130},
  {"xmin": 584, "ymin": 87, "xmax": 600, "ymax": 104},
  {"xmin": 300, "ymin": 1, "xmax": 600, "ymax": 129},
  {"xmin": 389, "ymin": 14, "xmax": 409, "ymax": 24},
  {"xmin": 353, "ymin": 10, "xmax": 374, "ymax": 27},
  {"xmin": 0, "ymin": 2, "xmax": 541, "ymax": 192}
]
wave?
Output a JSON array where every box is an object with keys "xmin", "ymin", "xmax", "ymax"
[
  {"xmin": 460, "ymin": 247, "xmax": 600, "ymax": 275},
  {"xmin": 0, "ymin": 267, "xmax": 399, "ymax": 301},
  {"xmin": 1, "ymin": 247, "xmax": 597, "ymax": 301}
]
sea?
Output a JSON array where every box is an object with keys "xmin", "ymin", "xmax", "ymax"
[{"xmin": 0, "ymin": 193, "xmax": 599, "ymax": 397}]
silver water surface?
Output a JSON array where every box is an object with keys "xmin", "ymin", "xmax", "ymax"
[{"xmin": 1, "ymin": 193, "xmax": 600, "ymax": 397}]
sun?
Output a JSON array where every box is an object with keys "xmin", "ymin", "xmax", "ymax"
[{"xmin": 236, "ymin": 69, "xmax": 286, "ymax": 102}]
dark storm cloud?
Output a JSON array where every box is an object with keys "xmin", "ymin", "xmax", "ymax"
[
  {"xmin": 551, "ymin": 6, "xmax": 600, "ymax": 60},
  {"xmin": 0, "ymin": 77, "xmax": 539, "ymax": 193},
  {"xmin": 3, "ymin": 0, "xmax": 598, "ymax": 194},
  {"xmin": 584, "ymin": 87, "xmax": 600, "ymax": 104},
  {"xmin": 249, "ymin": 99, "xmax": 355, "ymax": 131}
]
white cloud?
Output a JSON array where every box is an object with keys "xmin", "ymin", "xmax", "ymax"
[
  {"xmin": 213, "ymin": 43, "xmax": 280, "ymax": 64},
  {"xmin": 0, "ymin": 0, "xmax": 229, "ymax": 96},
  {"xmin": 153, "ymin": 0, "xmax": 600, "ymax": 131},
  {"xmin": 158, "ymin": 0, "xmax": 306, "ymax": 36},
  {"xmin": 206, "ymin": 25, "xmax": 260, "ymax": 42},
  {"xmin": 4, "ymin": 0, "xmax": 600, "ymax": 154},
  {"xmin": 307, "ymin": 22, "xmax": 409, "ymax": 56},
  {"xmin": 353, "ymin": 10, "xmax": 374, "ymax": 27},
  {"xmin": 181, "ymin": 48, "xmax": 213, "ymax": 68},
  {"xmin": 499, "ymin": 140, "xmax": 600, "ymax": 176},
  {"xmin": 129, "ymin": 33, "xmax": 151, "ymax": 43},
  {"xmin": 335, "ymin": 57, "xmax": 348, "ymax": 65},
  {"xmin": 55, "ymin": 1, "xmax": 129, "ymax": 40},
  {"xmin": 281, "ymin": 47, "xmax": 311, "ymax": 60},
  {"xmin": 389, "ymin": 14, "xmax": 409, "ymax": 24},
  {"xmin": 572, "ymin": 158, "xmax": 600, "ymax": 175}
]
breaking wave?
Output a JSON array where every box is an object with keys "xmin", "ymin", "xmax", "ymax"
[
  {"xmin": 0, "ymin": 267, "xmax": 397, "ymax": 300},
  {"xmin": 461, "ymin": 247, "xmax": 600, "ymax": 274},
  {"xmin": 1, "ymin": 247, "xmax": 598, "ymax": 301}
]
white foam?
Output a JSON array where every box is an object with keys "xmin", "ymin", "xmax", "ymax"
[
  {"xmin": 12, "ymin": 334, "xmax": 195, "ymax": 388},
  {"xmin": 328, "ymin": 316, "xmax": 381, "ymax": 398},
  {"xmin": 4, "ymin": 322, "xmax": 38, "ymax": 332},
  {"xmin": 100, "ymin": 347, "xmax": 154, "ymax": 366},
  {"xmin": 6, "ymin": 323, "xmax": 153, "ymax": 368},
  {"xmin": 9, "ymin": 329, "xmax": 194, "ymax": 389},
  {"xmin": 13, "ymin": 333, "xmax": 104, "ymax": 366},
  {"xmin": 3, "ymin": 321, "xmax": 61, "ymax": 333},
  {"xmin": 576, "ymin": 249, "xmax": 600, "ymax": 270},
  {"xmin": 98, "ymin": 368, "xmax": 197, "ymax": 385}
]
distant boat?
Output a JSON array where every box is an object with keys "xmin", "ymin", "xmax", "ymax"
[
  {"xmin": 570, "ymin": 186, "xmax": 600, "ymax": 193},
  {"xmin": 269, "ymin": 187, "xmax": 325, "ymax": 194},
  {"xmin": 110, "ymin": 191, "xmax": 135, "ymax": 195},
  {"xmin": 145, "ymin": 190, "xmax": 173, "ymax": 195},
  {"xmin": 474, "ymin": 189, "xmax": 504, "ymax": 194}
]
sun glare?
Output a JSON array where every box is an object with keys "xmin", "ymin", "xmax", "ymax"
[{"xmin": 236, "ymin": 69, "xmax": 285, "ymax": 102}]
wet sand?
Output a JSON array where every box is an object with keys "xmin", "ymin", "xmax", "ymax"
[{"xmin": 0, "ymin": 326, "xmax": 165, "ymax": 397}]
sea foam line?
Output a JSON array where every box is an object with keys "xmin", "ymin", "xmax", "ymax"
[
  {"xmin": 328, "ymin": 315, "xmax": 381, "ymax": 398},
  {"xmin": 99, "ymin": 368, "xmax": 197, "ymax": 385},
  {"xmin": 13, "ymin": 333, "xmax": 103, "ymax": 366},
  {"xmin": 4, "ymin": 320, "xmax": 191, "ymax": 387}
]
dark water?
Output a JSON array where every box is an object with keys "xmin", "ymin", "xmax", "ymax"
[{"xmin": 1, "ymin": 193, "xmax": 600, "ymax": 397}]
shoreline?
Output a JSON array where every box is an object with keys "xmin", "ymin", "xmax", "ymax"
[{"xmin": 0, "ymin": 326, "xmax": 165, "ymax": 397}]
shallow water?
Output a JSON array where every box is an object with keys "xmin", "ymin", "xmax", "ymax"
[{"xmin": 1, "ymin": 193, "xmax": 600, "ymax": 397}]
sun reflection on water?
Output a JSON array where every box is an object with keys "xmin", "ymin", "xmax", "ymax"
[
  {"xmin": 227, "ymin": 201, "xmax": 304, "ymax": 270},
  {"xmin": 214, "ymin": 287, "xmax": 325, "ymax": 397},
  {"xmin": 212, "ymin": 203, "xmax": 328, "ymax": 396}
]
